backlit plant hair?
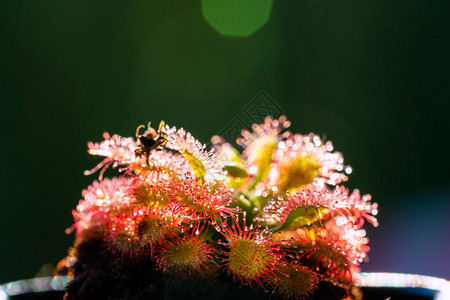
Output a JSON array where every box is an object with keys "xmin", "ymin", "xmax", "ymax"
[{"xmin": 58, "ymin": 116, "xmax": 378, "ymax": 300}]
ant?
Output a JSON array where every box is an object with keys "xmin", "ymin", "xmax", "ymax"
[{"xmin": 135, "ymin": 121, "xmax": 167, "ymax": 165}]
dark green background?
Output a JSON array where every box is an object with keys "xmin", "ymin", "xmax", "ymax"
[{"xmin": 1, "ymin": 1, "xmax": 449, "ymax": 283}]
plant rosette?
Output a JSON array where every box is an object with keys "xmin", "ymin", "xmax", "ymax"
[{"xmin": 55, "ymin": 116, "xmax": 379, "ymax": 300}]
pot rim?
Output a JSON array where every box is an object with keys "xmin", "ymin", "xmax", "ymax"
[{"xmin": 0, "ymin": 272, "xmax": 448, "ymax": 299}]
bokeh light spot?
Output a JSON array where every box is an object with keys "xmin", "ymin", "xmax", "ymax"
[{"xmin": 201, "ymin": 0, "xmax": 273, "ymax": 37}]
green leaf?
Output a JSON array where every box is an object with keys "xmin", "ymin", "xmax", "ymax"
[
  {"xmin": 183, "ymin": 151, "xmax": 206, "ymax": 181},
  {"xmin": 223, "ymin": 161, "xmax": 248, "ymax": 178},
  {"xmin": 217, "ymin": 145, "xmax": 247, "ymax": 177},
  {"xmin": 276, "ymin": 206, "xmax": 327, "ymax": 232},
  {"xmin": 247, "ymin": 137, "xmax": 277, "ymax": 190},
  {"xmin": 230, "ymin": 195, "xmax": 252, "ymax": 211}
]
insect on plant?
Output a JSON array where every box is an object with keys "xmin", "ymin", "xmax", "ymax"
[{"xmin": 135, "ymin": 121, "xmax": 167, "ymax": 165}]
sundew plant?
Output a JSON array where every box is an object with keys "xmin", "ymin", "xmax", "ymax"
[{"xmin": 58, "ymin": 116, "xmax": 378, "ymax": 300}]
